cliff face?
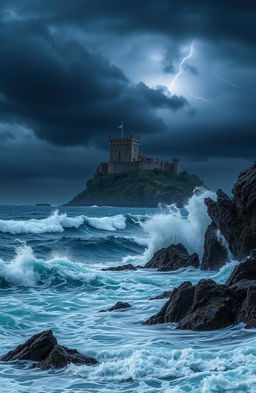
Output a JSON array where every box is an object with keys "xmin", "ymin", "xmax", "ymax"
[
  {"xmin": 205, "ymin": 162, "xmax": 256, "ymax": 260},
  {"xmin": 67, "ymin": 169, "xmax": 205, "ymax": 207}
]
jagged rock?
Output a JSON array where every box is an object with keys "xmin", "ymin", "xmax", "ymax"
[
  {"xmin": 177, "ymin": 280, "xmax": 236, "ymax": 330},
  {"xmin": 102, "ymin": 264, "xmax": 137, "ymax": 271},
  {"xmin": 99, "ymin": 301, "xmax": 132, "ymax": 312},
  {"xmin": 235, "ymin": 285, "xmax": 256, "ymax": 328},
  {"xmin": 144, "ymin": 279, "xmax": 237, "ymax": 330},
  {"xmin": 37, "ymin": 345, "xmax": 98, "ymax": 370},
  {"xmin": 225, "ymin": 256, "xmax": 256, "ymax": 286},
  {"xmin": 205, "ymin": 162, "xmax": 256, "ymax": 260},
  {"xmin": 201, "ymin": 222, "xmax": 228, "ymax": 270},
  {"xmin": 149, "ymin": 290, "xmax": 173, "ymax": 300},
  {"xmin": 144, "ymin": 243, "xmax": 199, "ymax": 271},
  {"xmin": 144, "ymin": 282, "xmax": 194, "ymax": 324},
  {"xmin": 0, "ymin": 330, "xmax": 98, "ymax": 369},
  {"xmin": 0, "ymin": 330, "xmax": 57, "ymax": 362},
  {"xmin": 144, "ymin": 254, "xmax": 256, "ymax": 330}
]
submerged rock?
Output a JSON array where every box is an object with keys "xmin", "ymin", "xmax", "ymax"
[
  {"xmin": 144, "ymin": 255, "xmax": 256, "ymax": 330},
  {"xmin": 201, "ymin": 222, "xmax": 228, "ymax": 270},
  {"xmin": 205, "ymin": 162, "xmax": 256, "ymax": 260},
  {"xmin": 144, "ymin": 243, "xmax": 199, "ymax": 271},
  {"xmin": 99, "ymin": 301, "xmax": 132, "ymax": 312},
  {"xmin": 0, "ymin": 330, "xmax": 98, "ymax": 369},
  {"xmin": 102, "ymin": 264, "xmax": 137, "ymax": 271}
]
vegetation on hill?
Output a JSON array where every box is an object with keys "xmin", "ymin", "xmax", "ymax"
[{"xmin": 67, "ymin": 169, "xmax": 205, "ymax": 207}]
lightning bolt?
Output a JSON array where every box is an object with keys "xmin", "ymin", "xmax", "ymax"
[
  {"xmin": 188, "ymin": 92, "xmax": 218, "ymax": 111},
  {"xmin": 169, "ymin": 39, "xmax": 218, "ymax": 111},
  {"xmin": 214, "ymin": 72, "xmax": 240, "ymax": 89},
  {"xmin": 170, "ymin": 40, "xmax": 195, "ymax": 92}
]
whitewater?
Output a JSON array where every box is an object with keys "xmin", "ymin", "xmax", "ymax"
[{"xmin": 0, "ymin": 191, "xmax": 255, "ymax": 393}]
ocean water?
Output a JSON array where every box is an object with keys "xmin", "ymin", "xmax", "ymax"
[{"xmin": 0, "ymin": 191, "xmax": 255, "ymax": 393}]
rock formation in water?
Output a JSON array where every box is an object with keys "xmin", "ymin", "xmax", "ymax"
[
  {"xmin": 0, "ymin": 330, "xmax": 98, "ymax": 369},
  {"xmin": 99, "ymin": 301, "xmax": 132, "ymax": 312},
  {"xmin": 103, "ymin": 244, "xmax": 199, "ymax": 272},
  {"xmin": 144, "ymin": 243, "xmax": 199, "ymax": 271},
  {"xmin": 204, "ymin": 162, "xmax": 256, "ymax": 261},
  {"xmin": 201, "ymin": 223, "xmax": 229, "ymax": 270},
  {"xmin": 144, "ymin": 252, "xmax": 256, "ymax": 330}
]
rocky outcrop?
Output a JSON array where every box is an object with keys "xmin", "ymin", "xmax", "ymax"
[
  {"xmin": 144, "ymin": 256, "xmax": 256, "ymax": 330},
  {"xmin": 205, "ymin": 162, "xmax": 256, "ymax": 260},
  {"xmin": 99, "ymin": 301, "xmax": 132, "ymax": 312},
  {"xmin": 0, "ymin": 330, "xmax": 98, "ymax": 369},
  {"xmin": 102, "ymin": 264, "xmax": 137, "ymax": 271},
  {"xmin": 201, "ymin": 223, "xmax": 228, "ymax": 270},
  {"xmin": 144, "ymin": 243, "xmax": 199, "ymax": 271}
]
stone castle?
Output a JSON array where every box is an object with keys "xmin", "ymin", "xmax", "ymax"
[{"xmin": 96, "ymin": 135, "xmax": 180, "ymax": 175}]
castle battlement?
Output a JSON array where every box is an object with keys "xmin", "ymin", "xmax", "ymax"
[{"xmin": 96, "ymin": 135, "xmax": 180, "ymax": 176}]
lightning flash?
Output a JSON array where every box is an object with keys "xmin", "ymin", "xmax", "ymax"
[{"xmin": 170, "ymin": 40, "xmax": 195, "ymax": 92}]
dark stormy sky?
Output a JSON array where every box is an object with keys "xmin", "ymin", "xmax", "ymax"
[{"xmin": 0, "ymin": 1, "xmax": 255, "ymax": 204}]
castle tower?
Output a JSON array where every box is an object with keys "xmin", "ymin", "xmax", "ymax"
[
  {"xmin": 172, "ymin": 157, "xmax": 180, "ymax": 175},
  {"xmin": 109, "ymin": 136, "xmax": 139, "ymax": 162}
]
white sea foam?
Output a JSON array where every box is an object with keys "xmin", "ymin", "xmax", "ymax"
[
  {"xmin": 140, "ymin": 188, "xmax": 216, "ymax": 261},
  {"xmin": 0, "ymin": 244, "xmax": 118, "ymax": 288},
  {"xmin": 84, "ymin": 214, "xmax": 126, "ymax": 231},
  {"xmin": 0, "ymin": 210, "xmax": 128, "ymax": 234}
]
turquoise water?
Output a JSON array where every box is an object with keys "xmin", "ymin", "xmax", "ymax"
[{"xmin": 0, "ymin": 192, "xmax": 256, "ymax": 393}]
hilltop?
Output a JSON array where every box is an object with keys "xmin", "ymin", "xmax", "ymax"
[{"xmin": 67, "ymin": 169, "xmax": 205, "ymax": 207}]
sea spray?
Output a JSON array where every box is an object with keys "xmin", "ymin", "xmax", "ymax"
[{"xmin": 140, "ymin": 188, "xmax": 216, "ymax": 262}]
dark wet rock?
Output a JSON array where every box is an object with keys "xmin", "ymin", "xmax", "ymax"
[
  {"xmin": 205, "ymin": 162, "xmax": 256, "ymax": 260},
  {"xmin": 225, "ymin": 257, "xmax": 256, "ymax": 286},
  {"xmin": 144, "ymin": 279, "xmax": 236, "ymax": 330},
  {"xmin": 177, "ymin": 280, "xmax": 236, "ymax": 330},
  {"xmin": 144, "ymin": 253, "xmax": 256, "ymax": 330},
  {"xmin": 144, "ymin": 243, "xmax": 199, "ymax": 271},
  {"xmin": 1, "ymin": 330, "xmax": 57, "ymax": 362},
  {"xmin": 201, "ymin": 222, "xmax": 228, "ymax": 270},
  {"xmin": 149, "ymin": 290, "xmax": 173, "ymax": 300},
  {"xmin": 102, "ymin": 264, "xmax": 137, "ymax": 271},
  {"xmin": 1, "ymin": 330, "xmax": 98, "ymax": 369},
  {"xmin": 235, "ymin": 285, "xmax": 256, "ymax": 328},
  {"xmin": 37, "ymin": 345, "xmax": 98, "ymax": 370},
  {"xmin": 144, "ymin": 281, "xmax": 194, "ymax": 324},
  {"xmin": 99, "ymin": 301, "xmax": 132, "ymax": 312}
]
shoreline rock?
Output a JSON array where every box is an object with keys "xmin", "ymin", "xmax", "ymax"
[
  {"xmin": 144, "ymin": 255, "xmax": 256, "ymax": 330},
  {"xmin": 0, "ymin": 330, "xmax": 98, "ymax": 369}
]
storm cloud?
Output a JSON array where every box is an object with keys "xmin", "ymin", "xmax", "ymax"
[{"xmin": 0, "ymin": 0, "xmax": 255, "ymax": 203}]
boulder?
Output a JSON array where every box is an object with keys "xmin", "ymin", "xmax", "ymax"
[
  {"xmin": 144, "ymin": 243, "xmax": 199, "ymax": 271},
  {"xmin": 99, "ymin": 301, "xmax": 132, "ymax": 312},
  {"xmin": 38, "ymin": 345, "xmax": 97, "ymax": 370},
  {"xmin": 102, "ymin": 264, "xmax": 137, "ymax": 271},
  {"xmin": 205, "ymin": 163, "xmax": 256, "ymax": 260},
  {"xmin": 0, "ymin": 330, "xmax": 57, "ymax": 362},
  {"xmin": 144, "ymin": 282, "xmax": 194, "ymax": 324},
  {"xmin": 1, "ymin": 330, "xmax": 98, "ymax": 369},
  {"xmin": 201, "ymin": 222, "xmax": 228, "ymax": 270},
  {"xmin": 144, "ymin": 254, "xmax": 256, "ymax": 330},
  {"xmin": 225, "ymin": 255, "xmax": 256, "ymax": 286}
]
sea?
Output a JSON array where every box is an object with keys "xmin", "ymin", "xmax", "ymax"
[{"xmin": 0, "ymin": 190, "xmax": 255, "ymax": 393}]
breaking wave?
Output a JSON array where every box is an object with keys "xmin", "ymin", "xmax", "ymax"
[
  {"xmin": 0, "ymin": 211, "xmax": 145, "ymax": 234},
  {"xmin": 140, "ymin": 188, "xmax": 216, "ymax": 261},
  {"xmin": 0, "ymin": 244, "xmax": 118, "ymax": 288}
]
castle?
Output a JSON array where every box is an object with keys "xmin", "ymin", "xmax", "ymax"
[{"xmin": 96, "ymin": 135, "xmax": 180, "ymax": 175}]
